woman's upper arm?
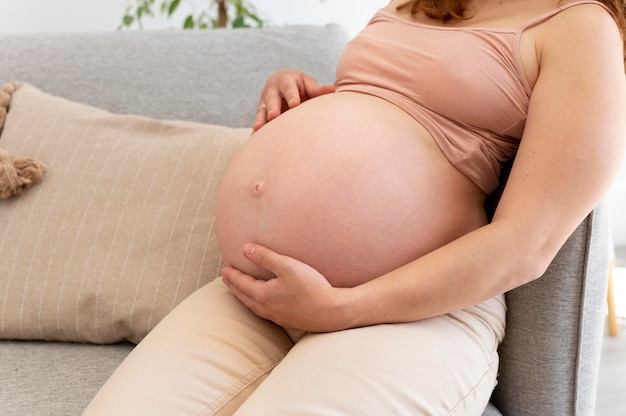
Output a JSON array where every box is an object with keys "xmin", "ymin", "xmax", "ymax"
[{"xmin": 493, "ymin": 4, "xmax": 626, "ymax": 267}]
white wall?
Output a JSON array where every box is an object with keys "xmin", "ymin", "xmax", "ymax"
[
  {"xmin": 0, "ymin": 0, "xmax": 128, "ymax": 34},
  {"xmin": 0, "ymin": 0, "xmax": 385, "ymax": 38},
  {"xmin": 257, "ymin": 0, "xmax": 384, "ymax": 37},
  {"xmin": 610, "ymin": 164, "xmax": 626, "ymax": 246},
  {"xmin": 1, "ymin": 0, "xmax": 625, "ymax": 245}
]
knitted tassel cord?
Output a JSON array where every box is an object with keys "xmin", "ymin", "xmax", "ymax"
[
  {"xmin": 0, "ymin": 82, "xmax": 47, "ymax": 199},
  {"xmin": 0, "ymin": 148, "xmax": 47, "ymax": 199}
]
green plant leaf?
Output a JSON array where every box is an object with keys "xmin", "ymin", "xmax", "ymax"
[
  {"xmin": 138, "ymin": 1, "xmax": 155, "ymax": 17},
  {"xmin": 122, "ymin": 15, "xmax": 134, "ymax": 26},
  {"xmin": 248, "ymin": 13, "xmax": 263, "ymax": 27},
  {"xmin": 168, "ymin": 0, "xmax": 181, "ymax": 17},
  {"xmin": 232, "ymin": 16, "xmax": 249, "ymax": 28},
  {"xmin": 183, "ymin": 15, "xmax": 194, "ymax": 29},
  {"xmin": 119, "ymin": 0, "xmax": 323, "ymax": 31}
]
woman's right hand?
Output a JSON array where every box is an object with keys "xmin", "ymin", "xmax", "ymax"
[{"xmin": 253, "ymin": 69, "xmax": 336, "ymax": 131}]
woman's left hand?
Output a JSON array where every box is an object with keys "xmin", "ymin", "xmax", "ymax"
[{"xmin": 221, "ymin": 243, "xmax": 350, "ymax": 332}]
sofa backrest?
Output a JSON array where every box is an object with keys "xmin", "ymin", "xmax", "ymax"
[{"xmin": 0, "ymin": 25, "xmax": 347, "ymax": 127}]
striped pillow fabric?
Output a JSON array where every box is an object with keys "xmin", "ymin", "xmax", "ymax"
[{"xmin": 0, "ymin": 82, "xmax": 249, "ymax": 344}]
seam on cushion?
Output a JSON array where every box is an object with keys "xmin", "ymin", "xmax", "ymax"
[
  {"xmin": 198, "ymin": 348, "xmax": 290, "ymax": 416},
  {"xmin": 445, "ymin": 347, "xmax": 497, "ymax": 415},
  {"xmin": 573, "ymin": 207, "xmax": 604, "ymax": 416},
  {"xmin": 573, "ymin": 211, "xmax": 592, "ymax": 416},
  {"xmin": 440, "ymin": 312, "xmax": 500, "ymax": 415}
]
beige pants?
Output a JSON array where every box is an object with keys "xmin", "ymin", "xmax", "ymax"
[{"xmin": 82, "ymin": 279, "xmax": 506, "ymax": 416}]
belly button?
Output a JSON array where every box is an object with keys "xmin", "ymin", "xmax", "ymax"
[{"xmin": 253, "ymin": 179, "xmax": 267, "ymax": 195}]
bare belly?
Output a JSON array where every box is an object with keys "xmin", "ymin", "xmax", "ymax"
[{"xmin": 215, "ymin": 92, "xmax": 488, "ymax": 287}]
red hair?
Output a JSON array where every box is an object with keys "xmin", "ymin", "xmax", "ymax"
[{"xmin": 396, "ymin": 0, "xmax": 468, "ymax": 22}]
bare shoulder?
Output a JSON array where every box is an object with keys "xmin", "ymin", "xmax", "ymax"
[
  {"xmin": 541, "ymin": 1, "xmax": 622, "ymax": 45},
  {"xmin": 534, "ymin": 1, "xmax": 623, "ymax": 75}
]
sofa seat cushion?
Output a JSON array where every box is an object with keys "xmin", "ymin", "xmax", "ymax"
[{"xmin": 0, "ymin": 340, "xmax": 133, "ymax": 416}]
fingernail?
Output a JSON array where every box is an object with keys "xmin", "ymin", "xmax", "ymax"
[{"xmin": 243, "ymin": 243, "xmax": 256, "ymax": 256}]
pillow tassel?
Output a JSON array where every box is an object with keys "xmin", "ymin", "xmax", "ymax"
[
  {"xmin": 0, "ymin": 82, "xmax": 17, "ymax": 131},
  {"xmin": 0, "ymin": 148, "xmax": 46, "ymax": 199},
  {"xmin": 0, "ymin": 82, "xmax": 46, "ymax": 199}
]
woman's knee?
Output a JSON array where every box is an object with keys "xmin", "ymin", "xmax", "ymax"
[
  {"xmin": 235, "ymin": 307, "xmax": 503, "ymax": 416},
  {"xmin": 83, "ymin": 279, "xmax": 294, "ymax": 416}
]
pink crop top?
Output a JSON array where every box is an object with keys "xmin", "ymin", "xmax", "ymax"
[{"xmin": 335, "ymin": 1, "xmax": 609, "ymax": 194}]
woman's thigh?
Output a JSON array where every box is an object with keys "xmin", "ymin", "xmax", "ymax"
[
  {"xmin": 235, "ymin": 294, "xmax": 506, "ymax": 416},
  {"xmin": 82, "ymin": 279, "xmax": 294, "ymax": 416}
]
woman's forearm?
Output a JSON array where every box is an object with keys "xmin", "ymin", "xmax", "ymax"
[{"xmin": 341, "ymin": 220, "xmax": 550, "ymax": 329}]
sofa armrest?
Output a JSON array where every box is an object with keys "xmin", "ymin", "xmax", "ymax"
[{"xmin": 491, "ymin": 201, "xmax": 609, "ymax": 415}]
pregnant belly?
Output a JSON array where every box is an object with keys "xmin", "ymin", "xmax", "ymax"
[{"xmin": 215, "ymin": 92, "xmax": 487, "ymax": 287}]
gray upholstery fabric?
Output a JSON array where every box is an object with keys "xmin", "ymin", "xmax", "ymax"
[
  {"xmin": 483, "ymin": 402, "xmax": 504, "ymax": 416},
  {"xmin": 0, "ymin": 26, "xmax": 609, "ymax": 416},
  {"xmin": 0, "ymin": 341, "xmax": 133, "ymax": 416},
  {"xmin": 0, "ymin": 26, "xmax": 346, "ymax": 127},
  {"xmin": 491, "ymin": 203, "xmax": 609, "ymax": 415}
]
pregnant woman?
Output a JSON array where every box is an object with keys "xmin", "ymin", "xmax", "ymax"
[{"xmin": 84, "ymin": 0, "xmax": 626, "ymax": 414}]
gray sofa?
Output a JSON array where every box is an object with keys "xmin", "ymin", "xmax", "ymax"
[{"xmin": 0, "ymin": 25, "xmax": 609, "ymax": 415}]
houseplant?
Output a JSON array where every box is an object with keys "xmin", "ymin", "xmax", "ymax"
[
  {"xmin": 125, "ymin": 0, "xmax": 342, "ymax": 29},
  {"xmin": 120, "ymin": 0, "xmax": 327, "ymax": 29},
  {"xmin": 120, "ymin": 0, "xmax": 264, "ymax": 29}
]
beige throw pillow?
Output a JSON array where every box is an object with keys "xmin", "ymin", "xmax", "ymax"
[{"xmin": 0, "ymin": 82, "xmax": 249, "ymax": 344}]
